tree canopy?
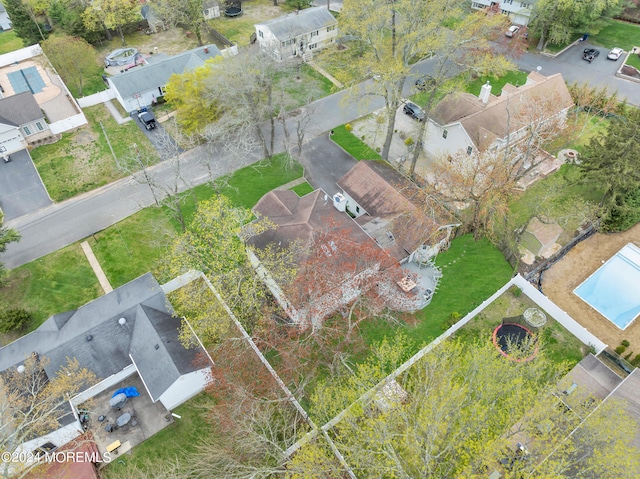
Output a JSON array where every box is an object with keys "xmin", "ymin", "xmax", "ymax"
[
  {"xmin": 0, "ymin": 214, "xmax": 19, "ymax": 286},
  {"xmin": 530, "ymin": 0, "xmax": 623, "ymax": 50},
  {"xmin": 42, "ymin": 35, "xmax": 100, "ymax": 97},
  {"xmin": 580, "ymin": 106, "xmax": 640, "ymax": 230}
]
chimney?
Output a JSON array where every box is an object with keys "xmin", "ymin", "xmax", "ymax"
[{"xmin": 479, "ymin": 81, "xmax": 492, "ymax": 104}]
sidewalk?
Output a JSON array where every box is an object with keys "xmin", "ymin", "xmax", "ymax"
[{"xmin": 104, "ymin": 100, "xmax": 131, "ymax": 125}]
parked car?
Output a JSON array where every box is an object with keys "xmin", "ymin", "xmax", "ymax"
[
  {"xmin": 137, "ymin": 110, "xmax": 156, "ymax": 130},
  {"xmin": 415, "ymin": 75, "xmax": 435, "ymax": 91},
  {"xmin": 505, "ymin": 25, "xmax": 520, "ymax": 38},
  {"xmin": 582, "ymin": 48, "xmax": 600, "ymax": 63},
  {"xmin": 403, "ymin": 101, "xmax": 425, "ymax": 121},
  {"xmin": 607, "ymin": 47, "xmax": 624, "ymax": 60}
]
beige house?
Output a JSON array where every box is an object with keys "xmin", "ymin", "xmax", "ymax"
[
  {"xmin": 423, "ymin": 71, "xmax": 573, "ymax": 160},
  {"xmin": 0, "ymin": 92, "xmax": 51, "ymax": 157}
]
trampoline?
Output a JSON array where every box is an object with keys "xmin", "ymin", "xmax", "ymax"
[
  {"xmin": 7, "ymin": 66, "xmax": 46, "ymax": 94},
  {"xmin": 492, "ymin": 323, "xmax": 538, "ymax": 362}
]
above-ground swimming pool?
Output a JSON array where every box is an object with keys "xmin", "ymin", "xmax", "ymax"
[{"xmin": 574, "ymin": 243, "xmax": 640, "ymax": 330}]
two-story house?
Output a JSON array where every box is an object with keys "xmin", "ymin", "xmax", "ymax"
[
  {"xmin": 471, "ymin": 0, "xmax": 535, "ymax": 26},
  {"xmin": 422, "ymin": 71, "xmax": 573, "ymax": 161},
  {"xmin": 254, "ymin": 6, "xmax": 338, "ymax": 62}
]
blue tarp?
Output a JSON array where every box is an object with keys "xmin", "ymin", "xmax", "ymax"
[{"xmin": 112, "ymin": 387, "xmax": 140, "ymax": 398}]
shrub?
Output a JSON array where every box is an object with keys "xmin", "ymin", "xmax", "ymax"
[
  {"xmin": 0, "ymin": 309, "xmax": 31, "ymax": 333},
  {"xmin": 404, "ymin": 137, "xmax": 414, "ymax": 146},
  {"xmin": 444, "ymin": 311, "xmax": 462, "ymax": 330},
  {"xmin": 625, "ymin": 351, "xmax": 634, "ymax": 360},
  {"xmin": 615, "ymin": 345, "xmax": 626, "ymax": 355},
  {"xmin": 622, "ymin": 339, "xmax": 630, "ymax": 347},
  {"xmin": 344, "ymin": 123, "xmax": 353, "ymax": 132},
  {"xmin": 511, "ymin": 287, "xmax": 522, "ymax": 298},
  {"xmin": 632, "ymin": 354, "xmax": 640, "ymax": 367}
]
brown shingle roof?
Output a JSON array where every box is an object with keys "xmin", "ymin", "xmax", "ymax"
[
  {"xmin": 337, "ymin": 161, "xmax": 456, "ymax": 261},
  {"xmin": 249, "ymin": 189, "xmax": 372, "ymax": 254},
  {"xmin": 431, "ymin": 72, "xmax": 574, "ymax": 151}
]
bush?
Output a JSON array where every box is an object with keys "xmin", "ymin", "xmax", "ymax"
[
  {"xmin": 511, "ymin": 287, "xmax": 522, "ymax": 298},
  {"xmin": 625, "ymin": 351, "xmax": 634, "ymax": 360},
  {"xmin": 632, "ymin": 354, "xmax": 640, "ymax": 367},
  {"xmin": 344, "ymin": 123, "xmax": 353, "ymax": 132},
  {"xmin": 622, "ymin": 339, "xmax": 631, "ymax": 347},
  {"xmin": 404, "ymin": 137, "xmax": 414, "ymax": 146},
  {"xmin": 615, "ymin": 345, "xmax": 626, "ymax": 355},
  {"xmin": 0, "ymin": 309, "xmax": 32, "ymax": 333}
]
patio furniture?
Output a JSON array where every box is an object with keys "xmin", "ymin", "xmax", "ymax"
[
  {"xmin": 98, "ymin": 415, "xmax": 106, "ymax": 422},
  {"xmin": 105, "ymin": 423, "xmax": 114, "ymax": 433},
  {"xmin": 116, "ymin": 412, "xmax": 132, "ymax": 427},
  {"xmin": 110, "ymin": 393, "xmax": 127, "ymax": 409},
  {"xmin": 397, "ymin": 275, "xmax": 417, "ymax": 292},
  {"xmin": 106, "ymin": 440, "xmax": 121, "ymax": 453}
]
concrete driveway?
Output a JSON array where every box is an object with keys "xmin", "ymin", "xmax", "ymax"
[{"xmin": 0, "ymin": 149, "xmax": 51, "ymax": 220}]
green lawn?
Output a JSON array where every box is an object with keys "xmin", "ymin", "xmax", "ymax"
[
  {"xmin": 0, "ymin": 30, "xmax": 23, "ymax": 54},
  {"xmin": 453, "ymin": 286, "xmax": 587, "ymax": 367},
  {"xmin": 0, "ymin": 244, "xmax": 101, "ymax": 333},
  {"xmin": 89, "ymin": 207, "xmax": 177, "ymax": 289},
  {"xmin": 30, "ymin": 104, "xmax": 158, "ymax": 201},
  {"xmin": 291, "ymin": 182, "xmax": 315, "ymax": 196},
  {"xmin": 277, "ymin": 64, "xmax": 336, "ymax": 107},
  {"xmin": 591, "ymin": 20, "xmax": 640, "ymax": 51},
  {"xmin": 626, "ymin": 52, "xmax": 640, "ymax": 70},
  {"xmin": 360, "ymin": 234, "xmax": 514, "ymax": 348},
  {"xmin": 465, "ymin": 70, "xmax": 529, "ymax": 97},
  {"xmin": 330, "ymin": 125, "xmax": 382, "ymax": 160}
]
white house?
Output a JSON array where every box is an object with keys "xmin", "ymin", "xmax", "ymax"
[
  {"xmin": 203, "ymin": 0, "xmax": 221, "ymax": 20},
  {"xmin": 0, "ymin": 92, "xmax": 51, "ymax": 156},
  {"xmin": 107, "ymin": 44, "xmax": 223, "ymax": 112},
  {"xmin": 254, "ymin": 6, "xmax": 338, "ymax": 61},
  {"xmin": 471, "ymin": 0, "xmax": 535, "ymax": 26},
  {"xmin": 0, "ymin": 273, "xmax": 213, "ymax": 458},
  {"xmin": 423, "ymin": 71, "xmax": 573, "ymax": 160}
]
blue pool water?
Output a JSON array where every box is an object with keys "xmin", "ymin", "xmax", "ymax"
[{"xmin": 574, "ymin": 244, "xmax": 640, "ymax": 330}]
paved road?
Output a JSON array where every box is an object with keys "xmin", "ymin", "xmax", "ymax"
[{"xmin": 2, "ymin": 49, "xmax": 638, "ymax": 268}]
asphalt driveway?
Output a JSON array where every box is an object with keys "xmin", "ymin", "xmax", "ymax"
[
  {"xmin": 299, "ymin": 133, "xmax": 357, "ymax": 195},
  {"xmin": 130, "ymin": 111, "xmax": 182, "ymax": 160},
  {"xmin": 559, "ymin": 42, "xmax": 622, "ymax": 76},
  {"xmin": 0, "ymin": 149, "xmax": 52, "ymax": 220}
]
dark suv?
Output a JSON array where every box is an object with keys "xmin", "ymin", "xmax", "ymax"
[
  {"xmin": 137, "ymin": 110, "xmax": 156, "ymax": 130},
  {"xmin": 582, "ymin": 48, "xmax": 600, "ymax": 63},
  {"xmin": 403, "ymin": 101, "xmax": 425, "ymax": 121}
]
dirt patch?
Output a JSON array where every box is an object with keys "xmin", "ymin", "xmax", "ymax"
[
  {"xmin": 75, "ymin": 130, "xmax": 99, "ymax": 145},
  {"xmin": 542, "ymin": 222, "xmax": 640, "ymax": 350}
]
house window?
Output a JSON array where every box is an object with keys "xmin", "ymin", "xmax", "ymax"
[
  {"xmin": 501, "ymin": 9, "xmax": 508, "ymax": 14},
  {"xmin": 204, "ymin": 9, "xmax": 209, "ymax": 15},
  {"xmin": 467, "ymin": 146, "xmax": 473, "ymax": 155},
  {"xmin": 442, "ymin": 129, "xmax": 448, "ymax": 139},
  {"xmin": 327, "ymin": 25, "xmax": 335, "ymax": 32},
  {"xmin": 308, "ymin": 43, "xmax": 317, "ymax": 49},
  {"xmin": 471, "ymin": 2, "xmax": 485, "ymax": 7},
  {"xmin": 521, "ymin": 2, "xmax": 529, "ymax": 7},
  {"xmin": 310, "ymin": 30, "xmax": 318, "ymax": 38},
  {"xmin": 36, "ymin": 121, "xmax": 44, "ymax": 131},
  {"xmin": 24, "ymin": 126, "xmax": 31, "ymax": 135},
  {"xmin": 503, "ymin": 0, "xmax": 512, "ymax": 4},
  {"xmin": 282, "ymin": 39, "xmax": 294, "ymax": 47},
  {"xmin": 355, "ymin": 206, "xmax": 360, "ymax": 213}
]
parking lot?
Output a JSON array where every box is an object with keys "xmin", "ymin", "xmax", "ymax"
[
  {"xmin": 560, "ymin": 42, "xmax": 623, "ymax": 76},
  {"xmin": 0, "ymin": 149, "xmax": 52, "ymax": 220}
]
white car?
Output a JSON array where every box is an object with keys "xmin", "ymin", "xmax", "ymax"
[
  {"xmin": 607, "ymin": 47, "xmax": 624, "ymax": 60},
  {"xmin": 505, "ymin": 25, "xmax": 520, "ymax": 38}
]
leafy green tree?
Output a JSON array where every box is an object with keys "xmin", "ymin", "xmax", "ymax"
[
  {"xmin": 42, "ymin": 35, "xmax": 100, "ymax": 97},
  {"xmin": 3, "ymin": 0, "xmax": 48, "ymax": 45},
  {"xmin": 339, "ymin": 0, "xmax": 512, "ymax": 175},
  {"xmin": 530, "ymin": 0, "xmax": 623, "ymax": 50},
  {"xmin": 287, "ymin": 0, "xmax": 309, "ymax": 10},
  {"xmin": 82, "ymin": 0, "xmax": 139, "ymax": 46},
  {"xmin": 0, "ymin": 214, "xmax": 19, "ymax": 286},
  {"xmin": 580, "ymin": 107, "xmax": 640, "ymax": 230},
  {"xmin": 0, "ymin": 309, "xmax": 31, "ymax": 333}
]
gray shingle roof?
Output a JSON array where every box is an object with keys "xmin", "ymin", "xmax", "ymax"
[
  {"xmin": 0, "ymin": 273, "xmax": 211, "ymax": 403},
  {"xmin": 108, "ymin": 45, "xmax": 222, "ymax": 99},
  {"xmin": 0, "ymin": 92, "xmax": 44, "ymax": 127},
  {"xmin": 255, "ymin": 6, "xmax": 337, "ymax": 42}
]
